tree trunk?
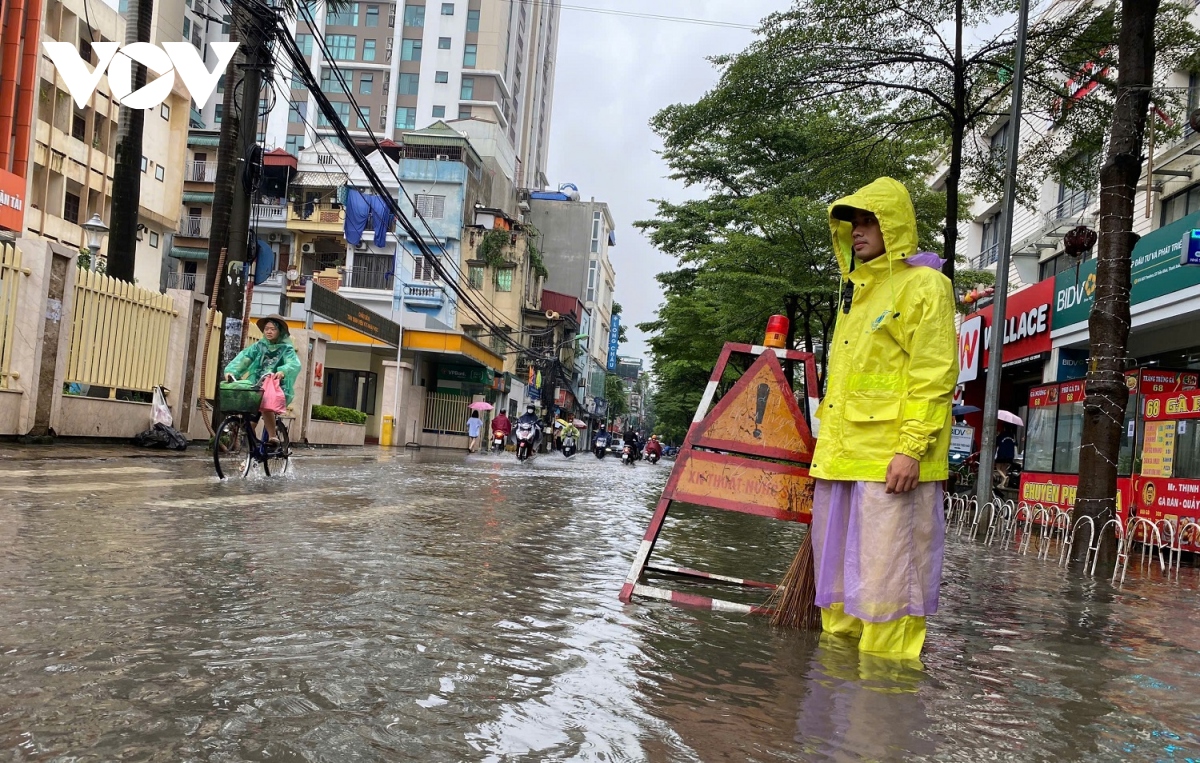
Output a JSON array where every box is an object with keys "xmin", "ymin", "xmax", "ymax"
[
  {"xmin": 783, "ymin": 293, "xmax": 798, "ymax": 387},
  {"xmin": 203, "ymin": 11, "xmax": 246, "ymax": 299},
  {"xmin": 941, "ymin": 0, "xmax": 966, "ymax": 284},
  {"xmin": 1073, "ymin": 0, "xmax": 1160, "ymax": 566},
  {"xmin": 105, "ymin": 0, "xmax": 153, "ymax": 283}
]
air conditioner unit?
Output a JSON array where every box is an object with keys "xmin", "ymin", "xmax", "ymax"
[
  {"xmin": 355, "ymin": 241, "xmax": 370, "ymax": 250},
  {"xmin": 436, "ymin": 154, "xmax": 451, "ymax": 162},
  {"xmin": 301, "ymin": 243, "xmax": 315, "ymax": 254},
  {"xmin": 267, "ymin": 233, "xmax": 282, "ymax": 243}
]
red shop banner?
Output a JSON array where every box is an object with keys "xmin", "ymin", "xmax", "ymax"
[
  {"xmin": 1029, "ymin": 384, "xmax": 1058, "ymax": 407},
  {"xmin": 1059, "ymin": 380, "xmax": 1086, "ymax": 404},
  {"xmin": 1134, "ymin": 369, "xmax": 1200, "ymax": 396},
  {"xmin": 1131, "ymin": 476, "xmax": 1200, "ymax": 549},
  {"xmin": 1019, "ymin": 472, "xmax": 1133, "ymax": 519},
  {"xmin": 963, "ymin": 278, "xmax": 1055, "ymax": 369}
]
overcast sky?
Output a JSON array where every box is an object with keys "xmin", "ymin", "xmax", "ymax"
[{"xmin": 545, "ymin": 0, "xmax": 788, "ymax": 367}]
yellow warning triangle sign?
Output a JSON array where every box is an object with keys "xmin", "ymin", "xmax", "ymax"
[{"xmin": 690, "ymin": 351, "xmax": 814, "ymax": 462}]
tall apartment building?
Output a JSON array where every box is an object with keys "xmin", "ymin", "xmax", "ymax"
[
  {"xmin": 21, "ymin": 0, "xmax": 190, "ymax": 286},
  {"xmin": 0, "ymin": 0, "xmax": 42, "ymax": 239}
]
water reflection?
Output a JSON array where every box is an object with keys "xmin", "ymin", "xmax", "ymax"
[{"xmin": 0, "ymin": 448, "xmax": 1198, "ymax": 761}]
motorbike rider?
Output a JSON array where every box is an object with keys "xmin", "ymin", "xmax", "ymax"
[
  {"xmin": 492, "ymin": 410, "xmax": 512, "ymax": 442},
  {"xmin": 516, "ymin": 405, "xmax": 543, "ymax": 446},
  {"xmin": 623, "ymin": 426, "xmax": 642, "ymax": 459},
  {"xmin": 644, "ymin": 434, "xmax": 663, "ymax": 460}
]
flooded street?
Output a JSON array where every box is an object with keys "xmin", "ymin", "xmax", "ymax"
[{"xmin": 2, "ymin": 446, "xmax": 1199, "ymax": 761}]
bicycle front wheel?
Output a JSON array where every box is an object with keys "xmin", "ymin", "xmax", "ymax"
[
  {"xmin": 265, "ymin": 420, "xmax": 291, "ymax": 477},
  {"xmin": 213, "ymin": 416, "xmax": 252, "ymax": 479}
]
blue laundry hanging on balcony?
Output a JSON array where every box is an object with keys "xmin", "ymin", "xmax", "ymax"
[{"xmin": 343, "ymin": 188, "xmax": 394, "ymax": 248}]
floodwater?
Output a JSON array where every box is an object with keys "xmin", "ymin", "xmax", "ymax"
[{"xmin": 1, "ymin": 446, "xmax": 1199, "ymax": 762}]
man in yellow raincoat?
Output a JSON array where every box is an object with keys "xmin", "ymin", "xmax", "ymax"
[{"xmin": 808, "ymin": 177, "xmax": 958, "ymax": 659}]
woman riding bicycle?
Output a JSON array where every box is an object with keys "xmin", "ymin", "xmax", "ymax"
[{"xmin": 223, "ymin": 314, "xmax": 300, "ymax": 446}]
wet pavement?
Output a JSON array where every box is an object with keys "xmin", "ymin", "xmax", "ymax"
[{"xmin": 1, "ymin": 444, "xmax": 1199, "ymax": 761}]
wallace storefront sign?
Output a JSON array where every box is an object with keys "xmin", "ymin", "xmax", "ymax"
[{"xmin": 957, "ymin": 278, "xmax": 1054, "ymax": 383}]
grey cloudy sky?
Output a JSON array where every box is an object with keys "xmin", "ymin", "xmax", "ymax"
[{"xmin": 545, "ymin": 0, "xmax": 788, "ymax": 366}]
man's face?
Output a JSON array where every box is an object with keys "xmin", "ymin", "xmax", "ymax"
[{"xmin": 850, "ymin": 209, "xmax": 886, "ymax": 261}]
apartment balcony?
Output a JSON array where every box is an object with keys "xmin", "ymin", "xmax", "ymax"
[
  {"xmin": 176, "ymin": 215, "xmax": 211, "ymax": 239},
  {"xmin": 187, "ymin": 161, "xmax": 218, "ymax": 183},
  {"xmin": 252, "ymin": 203, "xmax": 288, "ymax": 226},
  {"xmin": 166, "ymin": 272, "xmax": 198, "ymax": 291},
  {"xmin": 343, "ymin": 253, "xmax": 395, "ymax": 291},
  {"xmin": 400, "ymin": 281, "xmax": 447, "ymax": 308},
  {"xmin": 287, "ymin": 201, "xmax": 345, "ymax": 233}
]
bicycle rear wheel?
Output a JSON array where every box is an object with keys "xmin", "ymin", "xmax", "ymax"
[
  {"xmin": 213, "ymin": 416, "xmax": 252, "ymax": 479},
  {"xmin": 265, "ymin": 421, "xmax": 291, "ymax": 476}
]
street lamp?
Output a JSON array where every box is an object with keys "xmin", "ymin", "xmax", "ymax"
[{"xmin": 80, "ymin": 214, "xmax": 109, "ymax": 272}]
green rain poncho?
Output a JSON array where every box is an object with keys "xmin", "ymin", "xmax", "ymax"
[{"xmin": 223, "ymin": 333, "xmax": 302, "ymax": 404}]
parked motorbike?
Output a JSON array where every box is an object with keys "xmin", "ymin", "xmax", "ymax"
[
  {"xmin": 515, "ymin": 422, "xmax": 538, "ymax": 462},
  {"xmin": 593, "ymin": 433, "xmax": 610, "ymax": 459},
  {"xmin": 491, "ymin": 430, "xmax": 507, "ymax": 453},
  {"xmin": 562, "ymin": 434, "xmax": 577, "ymax": 458}
]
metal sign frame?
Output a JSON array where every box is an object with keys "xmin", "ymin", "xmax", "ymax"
[
  {"xmin": 306, "ymin": 280, "xmax": 401, "ymax": 347},
  {"xmin": 619, "ymin": 343, "xmax": 820, "ymax": 615}
]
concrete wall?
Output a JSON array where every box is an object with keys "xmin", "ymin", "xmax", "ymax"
[
  {"xmin": 308, "ymin": 419, "xmax": 366, "ymax": 446},
  {"xmin": 526, "ymin": 198, "xmax": 592, "ymax": 302}
]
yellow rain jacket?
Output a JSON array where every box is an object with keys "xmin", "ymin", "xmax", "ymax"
[{"xmin": 809, "ymin": 178, "xmax": 958, "ymax": 483}]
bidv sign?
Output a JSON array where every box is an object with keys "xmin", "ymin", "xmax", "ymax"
[{"xmin": 43, "ymin": 41, "xmax": 238, "ymax": 110}]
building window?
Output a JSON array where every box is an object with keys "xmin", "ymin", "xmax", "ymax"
[
  {"xmin": 989, "ymin": 121, "xmax": 1010, "ymax": 168},
  {"xmin": 286, "ymin": 135, "xmax": 305, "ymax": 155},
  {"xmin": 590, "ymin": 211, "xmax": 601, "ymax": 253},
  {"xmin": 978, "ymin": 212, "xmax": 1001, "ymax": 268},
  {"xmin": 363, "ymin": 39, "xmax": 376, "ymax": 61},
  {"xmin": 291, "ymin": 71, "xmax": 305, "ymax": 90},
  {"xmin": 289, "ymin": 101, "xmax": 306, "ymax": 122},
  {"xmin": 394, "ymin": 106, "xmax": 416, "ymax": 130},
  {"xmin": 327, "ymin": 2, "xmax": 360, "ymax": 26},
  {"xmin": 398, "ymin": 72, "xmax": 420, "ymax": 95},
  {"xmin": 71, "ymin": 111, "xmax": 86, "ymax": 140},
  {"xmin": 356, "ymin": 105, "xmax": 371, "ymax": 130},
  {"xmin": 328, "ymin": 35, "xmax": 357, "ymax": 60},
  {"xmin": 438, "ymin": 37, "xmax": 452, "ymax": 50},
  {"xmin": 415, "ymin": 194, "xmax": 445, "ymax": 218},
  {"xmin": 183, "ymin": 17, "xmax": 191, "ymax": 39},
  {"xmin": 221, "ymin": 13, "xmax": 231, "ymax": 33},
  {"xmin": 1161, "ymin": 184, "xmax": 1200, "ymax": 227},
  {"xmin": 148, "ymin": 231, "xmax": 160, "ymax": 248},
  {"xmin": 214, "ymin": 104, "xmax": 223, "ymax": 123},
  {"xmin": 463, "ymin": 43, "xmax": 477, "ymax": 67},
  {"xmin": 432, "ymin": 105, "xmax": 445, "ymax": 118},
  {"xmin": 296, "ymin": 34, "xmax": 314, "ymax": 56},
  {"xmin": 155, "ymin": 165, "xmax": 165, "ymax": 181},
  {"xmin": 63, "ymin": 191, "xmax": 80, "ymax": 224},
  {"xmin": 413, "ymin": 254, "xmax": 438, "ymax": 281},
  {"xmin": 401, "ymin": 38, "xmax": 422, "ymax": 60},
  {"xmin": 495, "ymin": 268, "xmax": 513, "ymax": 292},
  {"xmin": 324, "ymin": 369, "xmax": 378, "ymax": 415},
  {"xmin": 586, "ymin": 260, "xmax": 597, "ymax": 302},
  {"xmin": 466, "ymin": 9, "xmax": 479, "ymax": 31},
  {"xmin": 365, "ymin": 4, "xmax": 379, "ymax": 25},
  {"xmin": 460, "ymin": 76, "xmax": 474, "ymax": 100},
  {"xmin": 441, "ymin": 3, "xmax": 454, "ymax": 14},
  {"xmin": 359, "ymin": 73, "xmax": 374, "ymax": 94},
  {"xmin": 319, "ymin": 101, "xmax": 352, "ymax": 126},
  {"xmin": 435, "ymin": 71, "xmax": 449, "ymax": 83},
  {"xmin": 140, "ymin": 156, "xmax": 148, "ymax": 172},
  {"xmin": 468, "ymin": 264, "xmax": 484, "ymax": 288},
  {"xmin": 458, "ymin": 107, "xmax": 471, "ymax": 120},
  {"xmin": 403, "ymin": 3, "xmax": 425, "ymax": 27},
  {"xmin": 160, "ymin": 103, "xmax": 170, "ymax": 120}
]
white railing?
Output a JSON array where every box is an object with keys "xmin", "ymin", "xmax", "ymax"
[
  {"xmin": 166, "ymin": 272, "xmax": 198, "ymax": 291},
  {"xmin": 423, "ymin": 391, "xmax": 470, "ymax": 435},
  {"xmin": 188, "ymin": 161, "xmax": 218, "ymax": 183},
  {"xmin": 176, "ymin": 215, "xmax": 211, "ymax": 238},
  {"xmin": 252, "ymin": 203, "xmax": 287, "ymax": 223}
]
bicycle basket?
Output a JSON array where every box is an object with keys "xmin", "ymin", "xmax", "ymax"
[{"xmin": 219, "ymin": 382, "xmax": 263, "ymax": 414}]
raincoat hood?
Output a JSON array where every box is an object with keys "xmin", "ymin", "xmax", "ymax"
[{"xmin": 829, "ymin": 177, "xmax": 920, "ymax": 277}]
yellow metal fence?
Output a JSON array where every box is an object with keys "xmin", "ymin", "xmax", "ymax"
[
  {"xmin": 0, "ymin": 242, "xmax": 28, "ymax": 390},
  {"xmin": 204, "ymin": 309, "xmax": 223, "ymax": 398},
  {"xmin": 66, "ymin": 269, "xmax": 178, "ymax": 394},
  {"xmin": 423, "ymin": 391, "xmax": 470, "ymax": 435}
]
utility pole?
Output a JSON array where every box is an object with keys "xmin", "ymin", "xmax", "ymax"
[
  {"xmin": 105, "ymin": 0, "xmax": 154, "ymax": 282},
  {"xmin": 205, "ymin": 3, "xmax": 274, "ymax": 422},
  {"xmin": 975, "ymin": 0, "xmax": 1030, "ymax": 511}
]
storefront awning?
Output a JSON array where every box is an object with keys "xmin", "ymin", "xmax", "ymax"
[
  {"xmin": 403, "ymin": 328, "xmax": 505, "ymax": 373},
  {"xmin": 169, "ymin": 246, "xmax": 209, "ymax": 261},
  {"xmin": 182, "ymin": 191, "xmax": 214, "ymax": 204},
  {"xmin": 292, "ymin": 171, "xmax": 347, "ymax": 187},
  {"xmin": 187, "ymin": 134, "xmax": 220, "ymax": 147}
]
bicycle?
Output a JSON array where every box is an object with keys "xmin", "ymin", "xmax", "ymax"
[{"xmin": 212, "ymin": 382, "xmax": 291, "ymax": 479}]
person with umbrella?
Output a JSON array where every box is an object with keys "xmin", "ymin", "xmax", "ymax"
[
  {"xmin": 465, "ymin": 401, "xmax": 493, "ymax": 453},
  {"xmin": 993, "ymin": 411, "xmax": 1023, "ymax": 487}
]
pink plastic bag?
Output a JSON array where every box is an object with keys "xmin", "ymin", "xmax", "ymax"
[{"xmin": 260, "ymin": 375, "xmax": 286, "ymax": 414}]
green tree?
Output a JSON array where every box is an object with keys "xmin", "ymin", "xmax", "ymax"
[
  {"xmin": 610, "ymin": 302, "xmax": 629, "ymax": 343},
  {"xmin": 605, "ymin": 373, "xmax": 629, "ymax": 420}
]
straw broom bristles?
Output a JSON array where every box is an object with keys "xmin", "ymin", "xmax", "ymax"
[{"xmin": 769, "ymin": 529, "xmax": 821, "ymax": 629}]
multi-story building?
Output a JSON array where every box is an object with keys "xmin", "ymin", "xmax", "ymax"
[
  {"xmin": 524, "ymin": 185, "xmax": 617, "ymax": 421},
  {"xmin": 20, "ymin": 0, "xmax": 190, "ymax": 285},
  {"xmin": 0, "ymin": 0, "xmax": 42, "ymax": 240}
]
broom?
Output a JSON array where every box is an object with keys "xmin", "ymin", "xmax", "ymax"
[{"xmin": 768, "ymin": 529, "xmax": 821, "ymax": 629}]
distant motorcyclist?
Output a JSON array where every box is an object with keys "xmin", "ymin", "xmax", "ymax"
[
  {"xmin": 623, "ymin": 427, "xmax": 642, "ymax": 459},
  {"xmin": 492, "ymin": 411, "xmax": 512, "ymax": 439},
  {"xmin": 645, "ymin": 435, "xmax": 663, "ymax": 459},
  {"xmin": 517, "ymin": 405, "xmax": 542, "ymax": 445}
]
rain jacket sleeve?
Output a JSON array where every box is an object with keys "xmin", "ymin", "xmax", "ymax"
[
  {"xmin": 266, "ymin": 342, "xmax": 302, "ymax": 404},
  {"xmin": 895, "ymin": 276, "xmax": 958, "ymax": 461},
  {"xmin": 224, "ymin": 342, "xmax": 263, "ymax": 381}
]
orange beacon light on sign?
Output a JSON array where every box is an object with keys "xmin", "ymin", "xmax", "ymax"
[{"xmin": 764, "ymin": 315, "xmax": 788, "ymax": 349}]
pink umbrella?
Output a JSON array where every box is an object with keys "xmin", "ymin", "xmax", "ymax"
[
  {"xmin": 468, "ymin": 401, "xmax": 494, "ymax": 411},
  {"xmin": 573, "ymin": 419, "xmax": 587, "ymax": 428},
  {"xmin": 997, "ymin": 410, "xmax": 1024, "ymax": 426}
]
